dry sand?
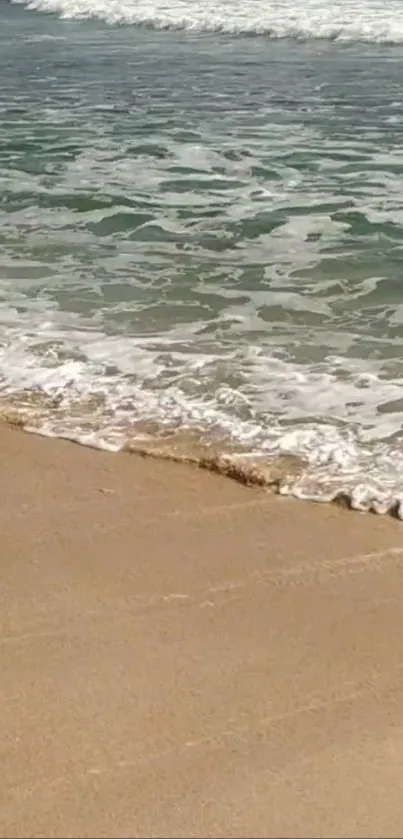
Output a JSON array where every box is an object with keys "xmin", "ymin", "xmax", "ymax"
[{"xmin": 1, "ymin": 424, "xmax": 403, "ymax": 838}]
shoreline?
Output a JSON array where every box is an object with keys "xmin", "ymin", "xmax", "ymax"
[
  {"xmin": 2, "ymin": 423, "xmax": 403, "ymax": 836},
  {"xmin": 2, "ymin": 409, "xmax": 403, "ymax": 520}
]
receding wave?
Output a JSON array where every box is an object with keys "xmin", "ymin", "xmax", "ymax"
[{"xmin": 11, "ymin": 0, "xmax": 403, "ymax": 44}]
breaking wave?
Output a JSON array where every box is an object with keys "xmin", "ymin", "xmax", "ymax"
[{"xmin": 11, "ymin": 0, "xmax": 403, "ymax": 44}]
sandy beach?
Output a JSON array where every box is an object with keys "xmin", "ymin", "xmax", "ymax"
[{"xmin": 1, "ymin": 424, "xmax": 403, "ymax": 838}]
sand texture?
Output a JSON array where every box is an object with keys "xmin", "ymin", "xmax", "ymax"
[{"xmin": 1, "ymin": 426, "xmax": 403, "ymax": 838}]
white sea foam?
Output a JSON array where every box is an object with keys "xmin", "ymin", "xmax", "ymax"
[
  {"xmin": 12, "ymin": 0, "xmax": 403, "ymax": 43},
  {"xmin": 1, "ymin": 300, "xmax": 403, "ymax": 515}
]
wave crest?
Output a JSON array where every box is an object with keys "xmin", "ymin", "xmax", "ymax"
[{"xmin": 12, "ymin": 0, "xmax": 403, "ymax": 44}]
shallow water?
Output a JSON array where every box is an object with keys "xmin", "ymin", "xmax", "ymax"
[{"xmin": 2, "ymin": 0, "xmax": 403, "ymax": 513}]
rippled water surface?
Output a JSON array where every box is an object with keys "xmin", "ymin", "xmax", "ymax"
[{"xmin": 3, "ymin": 0, "xmax": 403, "ymax": 512}]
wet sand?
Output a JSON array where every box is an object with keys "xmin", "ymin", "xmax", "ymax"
[{"xmin": 1, "ymin": 424, "xmax": 403, "ymax": 838}]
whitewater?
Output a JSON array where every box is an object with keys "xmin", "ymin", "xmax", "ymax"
[{"xmin": 11, "ymin": 0, "xmax": 403, "ymax": 42}]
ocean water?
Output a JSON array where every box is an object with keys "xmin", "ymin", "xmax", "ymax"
[{"xmin": 3, "ymin": 0, "xmax": 403, "ymax": 513}]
